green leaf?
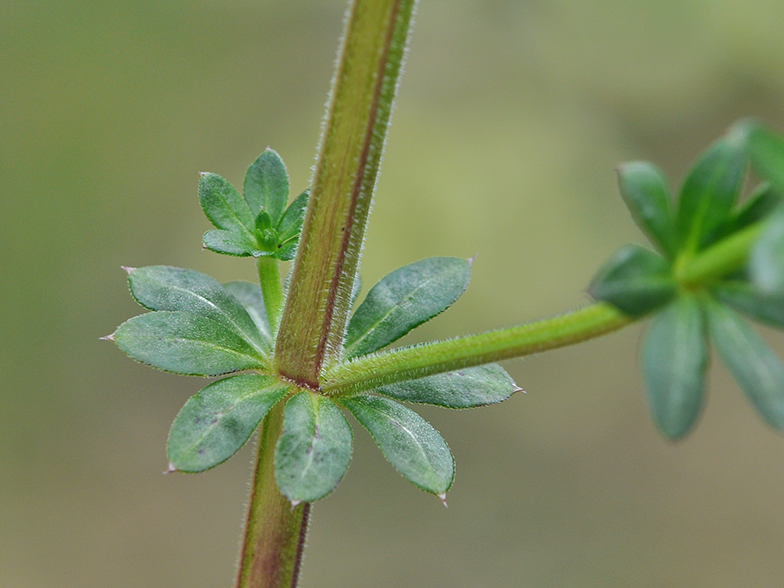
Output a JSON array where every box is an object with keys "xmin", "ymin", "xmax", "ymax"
[
  {"xmin": 376, "ymin": 364, "xmax": 520, "ymax": 409},
  {"xmin": 277, "ymin": 190, "xmax": 309, "ymax": 243},
  {"xmin": 203, "ymin": 229, "xmax": 264, "ymax": 258},
  {"xmin": 114, "ymin": 311, "xmax": 267, "ymax": 375},
  {"xmin": 705, "ymin": 298, "xmax": 784, "ymax": 429},
  {"xmin": 714, "ymin": 281, "xmax": 784, "ymax": 329},
  {"xmin": 344, "ymin": 257, "xmax": 472, "ymax": 359},
  {"xmin": 272, "ymin": 239, "xmax": 299, "ymax": 262},
  {"xmin": 199, "ymin": 172, "xmax": 255, "ymax": 234},
  {"xmin": 588, "ymin": 245, "xmax": 676, "ymax": 316},
  {"xmin": 724, "ymin": 183, "xmax": 781, "ymax": 234},
  {"xmin": 340, "ymin": 395, "xmax": 454, "ymax": 496},
  {"xmin": 750, "ymin": 124, "xmax": 784, "ymax": 194},
  {"xmin": 127, "ymin": 266, "xmax": 267, "ymax": 352},
  {"xmin": 244, "ymin": 149, "xmax": 289, "ymax": 225},
  {"xmin": 275, "ymin": 392, "xmax": 353, "ymax": 503},
  {"xmin": 255, "ymin": 209, "xmax": 274, "ymax": 233},
  {"xmin": 750, "ymin": 205, "xmax": 784, "ymax": 291},
  {"xmin": 224, "ymin": 281, "xmax": 273, "ymax": 346},
  {"xmin": 641, "ymin": 294, "xmax": 708, "ymax": 439},
  {"xmin": 677, "ymin": 125, "xmax": 749, "ymax": 252},
  {"xmin": 168, "ymin": 375, "xmax": 289, "ymax": 472},
  {"xmin": 616, "ymin": 161, "xmax": 677, "ymax": 256},
  {"xmin": 255, "ymin": 210, "xmax": 279, "ymax": 252}
]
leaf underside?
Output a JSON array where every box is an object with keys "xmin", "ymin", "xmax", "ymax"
[
  {"xmin": 128, "ymin": 266, "xmax": 267, "ymax": 352},
  {"xmin": 168, "ymin": 374, "xmax": 289, "ymax": 472},
  {"xmin": 224, "ymin": 281, "xmax": 273, "ymax": 346},
  {"xmin": 376, "ymin": 363, "xmax": 519, "ymax": 409},
  {"xmin": 114, "ymin": 311, "xmax": 267, "ymax": 376},
  {"xmin": 275, "ymin": 392, "xmax": 353, "ymax": 503},
  {"xmin": 642, "ymin": 294, "xmax": 708, "ymax": 439},
  {"xmin": 706, "ymin": 299, "xmax": 784, "ymax": 429},
  {"xmin": 340, "ymin": 394, "xmax": 454, "ymax": 495}
]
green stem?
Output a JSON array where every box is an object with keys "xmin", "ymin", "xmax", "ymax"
[
  {"xmin": 275, "ymin": 0, "xmax": 417, "ymax": 388},
  {"xmin": 236, "ymin": 2, "xmax": 416, "ymax": 586},
  {"xmin": 257, "ymin": 257, "xmax": 284, "ymax": 337},
  {"xmin": 236, "ymin": 402, "xmax": 310, "ymax": 588},
  {"xmin": 323, "ymin": 302, "xmax": 633, "ymax": 395},
  {"xmin": 675, "ymin": 222, "xmax": 764, "ymax": 286}
]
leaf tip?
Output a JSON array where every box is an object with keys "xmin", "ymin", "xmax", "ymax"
[
  {"xmin": 437, "ymin": 493, "xmax": 448, "ymax": 508},
  {"xmin": 290, "ymin": 500, "xmax": 302, "ymax": 511},
  {"xmin": 120, "ymin": 265, "xmax": 136, "ymax": 275},
  {"xmin": 467, "ymin": 254, "xmax": 478, "ymax": 267},
  {"xmin": 99, "ymin": 332, "xmax": 116, "ymax": 342},
  {"xmin": 513, "ymin": 386, "xmax": 526, "ymax": 394},
  {"xmin": 163, "ymin": 462, "xmax": 179, "ymax": 474}
]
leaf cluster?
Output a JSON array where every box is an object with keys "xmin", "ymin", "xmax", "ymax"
[
  {"xmin": 200, "ymin": 149, "xmax": 308, "ymax": 260},
  {"xmin": 108, "ymin": 151, "xmax": 521, "ymax": 504},
  {"xmin": 589, "ymin": 122, "xmax": 784, "ymax": 438}
]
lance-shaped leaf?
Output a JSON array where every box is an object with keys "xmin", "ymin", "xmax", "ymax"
[
  {"xmin": 127, "ymin": 266, "xmax": 267, "ymax": 352},
  {"xmin": 344, "ymin": 257, "xmax": 472, "ymax": 359},
  {"xmin": 719, "ymin": 183, "xmax": 781, "ymax": 239},
  {"xmin": 275, "ymin": 392, "xmax": 353, "ymax": 503},
  {"xmin": 677, "ymin": 124, "xmax": 749, "ymax": 252},
  {"xmin": 199, "ymin": 172, "xmax": 255, "ymax": 234},
  {"xmin": 706, "ymin": 298, "xmax": 784, "ymax": 429},
  {"xmin": 168, "ymin": 375, "xmax": 289, "ymax": 472},
  {"xmin": 617, "ymin": 161, "xmax": 677, "ymax": 257},
  {"xmin": 340, "ymin": 395, "xmax": 454, "ymax": 496},
  {"xmin": 224, "ymin": 281, "xmax": 273, "ymax": 346},
  {"xmin": 203, "ymin": 229, "xmax": 263, "ymax": 258},
  {"xmin": 642, "ymin": 294, "xmax": 708, "ymax": 439},
  {"xmin": 244, "ymin": 149, "xmax": 289, "ymax": 225},
  {"xmin": 750, "ymin": 124, "xmax": 784, "ymax": 194},
  {"xmin": 588, "ymin": 245, "xmax": 675, "ymax": 316},
  {"xmin": 276, "ymin": 190, "xmax": 309, "ymax": 244},
  {"xmin": 750, "ymin": 205, "xmax": 784, "ymax": 292},
  {"xmin": 377, "ymin": 364, "xmax": 520, "ymax": 409},
  {"xmin": 714, "ymin": 281, "xmax": 784, "ymax": 329},
  {"xmin": 114, "ymin": 311, "xmax": 267, "ymax": 375}
]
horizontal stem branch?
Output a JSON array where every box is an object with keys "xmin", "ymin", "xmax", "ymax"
[{"xmin": 322, "ymin": 302, "xmax": 632, "ymax": 395}]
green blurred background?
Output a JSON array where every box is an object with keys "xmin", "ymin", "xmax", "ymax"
[{"xmin": 4, "ymin": 0, "xmax": 784, "ymax": 586}]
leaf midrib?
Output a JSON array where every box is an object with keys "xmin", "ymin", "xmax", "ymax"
[{"xmin": 346, "ymin": 271, "xmax": 454, "ymax": 357}]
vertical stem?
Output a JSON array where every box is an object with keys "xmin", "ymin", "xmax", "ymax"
[
  {"xmin": 237, "ymin": 2, "xmax": 416, "ymax": 586},
  {"xmin": 236, "ymin": 402, "xmax": 311, "ymax": 588},
  {"xmin": 275, "ymin": 0, "xmax": 417, "ymax": 388},
  {"xmin": 257, "ymin": 257, "xmax": 285, "ymax": 336}
]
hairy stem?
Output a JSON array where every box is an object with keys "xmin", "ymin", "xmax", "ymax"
[
  {"xmin": 236, "ymin": 1, "xmax": 416, "ymax": 586},
  {"xmin": 257, "ymin": 257, "xmax": 285, "ymax": 337},
  {"xmin": 236, "ymin": 402, "xmax": 310, "ymax": 588},
  {"xmin": 275, "ymin": 0, "xmax": 417, "ymax": 387},
  {"xmin": 323, "ymin": 303, "xmax": 633, "ymax": 395}
]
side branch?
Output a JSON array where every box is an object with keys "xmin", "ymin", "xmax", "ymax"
[{"xmin": 322, "ymin": 303, "xmax": 633, "ymax": 395}]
